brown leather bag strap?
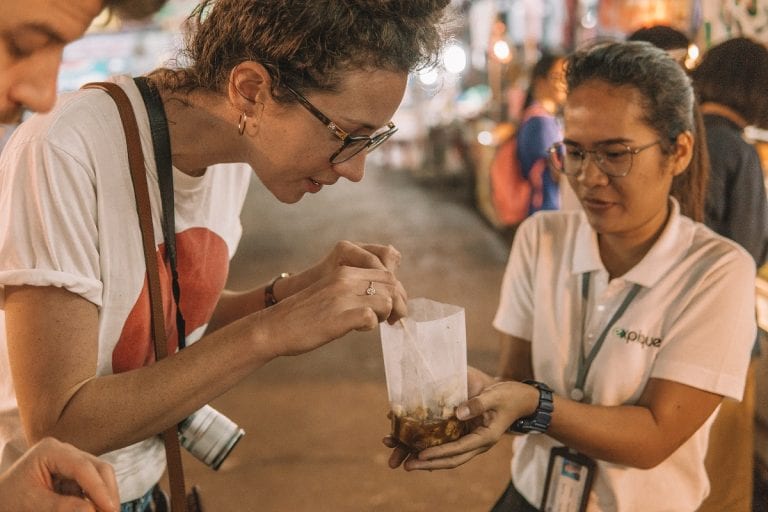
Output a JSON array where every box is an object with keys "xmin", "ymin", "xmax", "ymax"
[{"xmin": 82, "ymin": 82, "xmax": 188, "ymax": 512}]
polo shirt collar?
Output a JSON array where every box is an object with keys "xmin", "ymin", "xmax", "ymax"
[
  {"xmin": 572, "ymin": 213, "xmax": 602, "ymax": 275},
  {"xmin": 571, "ymin": 198, "xmax": 694, "ymax": 288}
]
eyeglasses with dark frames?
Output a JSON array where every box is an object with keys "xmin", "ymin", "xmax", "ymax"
[
  {"xmin": 284, "ymin": 85, "xmax": 398, "ymax": 164},
  {"xmin": 547, "ymin": 140, "xmax": 662, "ymax": 178}
]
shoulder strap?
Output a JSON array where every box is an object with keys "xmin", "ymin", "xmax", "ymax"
[
  {"xmin": 133, "ymin": 76, "xmax": 187, "ymax": 350},
  {"xmin": 81, "ymin": 81, "xmax": 188, "ymax": 512}
]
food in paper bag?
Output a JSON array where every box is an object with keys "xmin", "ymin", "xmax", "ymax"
[
  {"xmin": 380, "ymin": 298, "xmax": 469, "ymax": 452},
  {"xmin": 391, "ymin": 407, "xmax": 469, "ymax": 452}
]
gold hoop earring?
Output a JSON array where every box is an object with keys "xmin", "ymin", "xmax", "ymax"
[{"xmin": 238, "ymin": 112, "xmax": 248, "ymax": 136}]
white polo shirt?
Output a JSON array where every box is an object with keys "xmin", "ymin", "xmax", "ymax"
[{"xmin": 493, "ymin": 199, "xmax": 756, "ymax": 512}]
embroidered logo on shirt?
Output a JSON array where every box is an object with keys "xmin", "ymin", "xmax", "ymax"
[{"xmin": 614, "ymin": 328, "xmax": 662, "ymax": 348}]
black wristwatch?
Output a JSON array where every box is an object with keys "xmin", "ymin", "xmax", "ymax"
[{"xmin": 509, "ymin": 380, "xmax": 554, "ymax": 434}]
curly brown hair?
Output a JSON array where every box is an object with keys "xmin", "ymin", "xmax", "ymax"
[{"xmin": 156, "ymin": 0, "xmax": 451, "ymax": 99}]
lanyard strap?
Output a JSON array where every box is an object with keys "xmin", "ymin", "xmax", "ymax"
[
  {"xmin": 574, "ymin": 273, "xmax": 642, "ymax": 398},
  {"xmin": 133, "ymin": 76, "xmax": 187, "ymax": 350}
]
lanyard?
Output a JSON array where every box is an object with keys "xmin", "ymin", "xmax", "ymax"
[
  {"xmin": 133, "ymin": 76, "xmax": 187, "ymax": 350},
  {"xmin": 571, "ymin": 273, "xmax": 642, "ymax": 402}
]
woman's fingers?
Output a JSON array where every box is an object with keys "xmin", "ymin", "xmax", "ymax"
[
  {"xmin": 382, "ymin": 435, "xmax": 422, "ymax": 470},
  {"xmin": 387, "ymin": 386, "xmax": 527, "ymax": 471},
  {"xmin": 260, "ymin": 263, "xmax": 407, "ymax": 355},
  {"xmin": 382, "ymin": 437, "xmax": 412, "ymax": 469},
  {"xmin": 456, "ymin": 397, "xmax": 487, "ymax": 421},
  {"xmin": 326, "ymin": 266, "xmax": 405, "ymax": 324},
  {"xmin": 331, "ymin": 241, "xmax": 401, "ymax": 272},
  {"xmin": 358, "ymin": 243, "xmax": 401, "ymax": 272},
  {"xmin": 342, "ymin": 307, "xmax": 380, "ymax": 332},
  {"xmin": 467, "ymin": 367, "xmax": 494, "ymax": 398},
  {"xmin": 356, "ymin": 277, "xmax": 407, "ymax": 323},
  {"xmin": 386, "ymin": 279, "xmax": 408, "ymax": 322},
  {"xmin": 456, "ymin": 382, "xmax": 523, "ymax": 422},
  {"xmin": 398, "ymin": 424, "xmax": 500, "ymax": 471},
  {"xmin": 48, "ymin": 495, "xmax": 98, "ymax": 512},
  {"xmin": 43, "ymin": 441, "xmax": 118, "ymax": 512},
  {"xmin": 418, "ymin": 428, "xmax": 497, "ymax": 461},
  {"xmin": 404, "ymin": 445, "xmax": 490, "ymax": 471},
  {"xmin": 312, "ymin": 241, "xmax": 408, "ymax": 324}
]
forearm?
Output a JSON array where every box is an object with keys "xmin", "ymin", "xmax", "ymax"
[
  {"xmin": 548, "ymin": 398, "xmax": 674, "ymax": 469},
  {"xmin": 11, "ymin": 242, "xmax": 406, "ymax": 455},
  {"xmin": 27, "ymin": 313, "xmax": 274, "ymax": 455},
  {"xmin": 207, "ymin": 270, "xmax": 315, "ymax": 332}
]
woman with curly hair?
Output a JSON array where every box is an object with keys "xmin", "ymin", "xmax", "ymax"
[{"xmin": 0, "ymin": 0, "xmax": 451, "ymax": 508}]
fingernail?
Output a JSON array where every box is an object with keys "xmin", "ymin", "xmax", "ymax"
[{"xmin": 456, "ymin": 405, "xmax": 470, "ymax": 419}]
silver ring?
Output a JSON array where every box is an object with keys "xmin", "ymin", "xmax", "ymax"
[{"xmin": 365, "ymin": 281, "xmax": 376, "ymax": 296}]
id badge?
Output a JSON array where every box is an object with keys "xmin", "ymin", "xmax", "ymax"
[{"xmin": 540, "ymin": 446, "xmax": 596, "ymax": 512}]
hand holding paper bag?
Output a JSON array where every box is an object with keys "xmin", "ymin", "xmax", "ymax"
[{"xmin": 380, "ymin": 298, "xmax": 470, "ymax": 452}]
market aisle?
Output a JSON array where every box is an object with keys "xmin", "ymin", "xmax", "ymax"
[{"xmin": 179, "ymin": 161, "xmax": 515, "ymax": 511}]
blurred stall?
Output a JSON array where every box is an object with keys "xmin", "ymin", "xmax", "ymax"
[{"xmin": 57, "ymin": 0, "xmax": 198, "ymax": 91}]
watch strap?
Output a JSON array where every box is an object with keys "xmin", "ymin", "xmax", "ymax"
[
  {"xmin": 264, "ymin": 272, "xmax": 290, "ymax": 308},
  {"xmin": 510, "ymin": 380, "xmax": 554, "ymax": 434}
]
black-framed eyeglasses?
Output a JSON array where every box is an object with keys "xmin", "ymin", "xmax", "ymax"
[
  {"xmin": 284, "ymin": 85, "xmax": 398, "ymax": 164},
  {"xmin": 547, "ymin": 140, "xmax": 662, "ymax": 178}
]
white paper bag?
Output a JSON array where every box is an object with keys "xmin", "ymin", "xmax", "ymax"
[{"xmin": 380, "ymin": 298, "xmax": 468, "ymax": 450}]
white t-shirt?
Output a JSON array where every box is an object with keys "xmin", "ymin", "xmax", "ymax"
[
  {"xmin": 493, "ymin": 200, "xmax": 756, "ymax": 512},
  {"xmin": 0, "ymin": 75, "xmax": 252, "ymax": 502}
]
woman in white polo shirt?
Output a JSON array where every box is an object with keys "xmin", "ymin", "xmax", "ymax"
[{"xmin": 391, "ymin": 41, "xmax": 756, "ymax": 512}]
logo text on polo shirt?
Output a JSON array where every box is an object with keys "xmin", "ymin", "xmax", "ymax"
[{"xmin": 614, "ymin": 328, "xmax": 662, "ymax": 348}]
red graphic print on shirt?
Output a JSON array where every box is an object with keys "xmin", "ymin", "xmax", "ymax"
[{"xmin": 112, "ymin": 227, "xmax": 229, "ymax": 373}]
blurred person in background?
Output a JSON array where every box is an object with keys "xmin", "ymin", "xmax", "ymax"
[
  {"xmin": 0, "ymin": 1, "xmax": 164, "ymax": 510},
  {"xmin": 691, "ymin": 36, "xmax": 768, "ymax": 512},
  {"xmin": 627, "ymin": 27, "xmax": 763, "ymax": 511},
  {"xmin": 517, "ymin": 52, "xmax": 567, "ymax": 215},
  {"xmin": 0, "ymin": 0, "xmax": 450, "ymax": 509},
  {"xmin": 627, "ymin": 25, "xmax": 694, "ymax": 66},
  {"xmin": 692, "ymin": 37, "xmax": 768, "ymax": 278},
  {"xmin": 389, "ymin": 41, "xmax": 755, "ymax": 512}
]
